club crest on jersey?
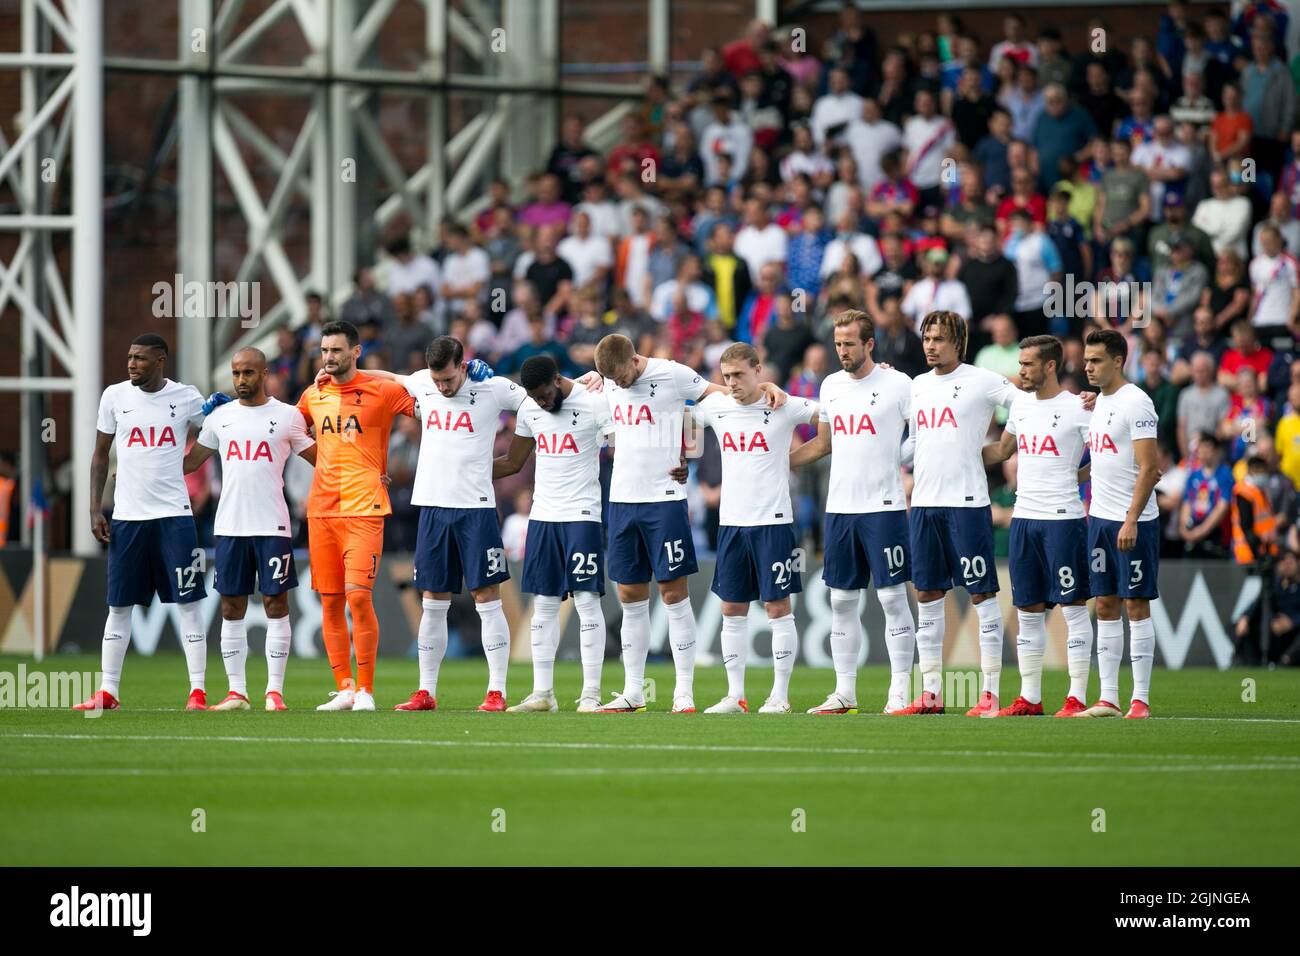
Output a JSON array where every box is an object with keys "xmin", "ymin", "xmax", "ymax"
[
  {"xmin": 1052, "ymin": 413, "xmax": 1060, "ymax": 429},
  {"xmin": 648, "ymin": 382, "xmax": 658, "ymax": 398},
  {"xmin": 870, "ymin": 392, "xmax": 879, "ymax": 406},
  {"xmin": 721, "ymin": 431, "xmax": 769, "ymax": 452},
  {"xmin": 832, "ymin": 413, "xmax": 876, "ymax": 435},
  {"xmin": 1088, "ymin": 431, "xmax": 1118, "ymax": 454},
  {"xmin": 915, "ymin": 407, "xmax": 957, "ymax": 430},
  {"xmin": 1018, "ymin": 433, "xmax": 1060, "ymax": 456},
  {"xmin": 226, "ymin": 440, "xmax": 273, "ymax": 461},
  {"xmin": 762, "ymin": 409, "xmax": 772, "ymax": 424},
  {"xmin": 612, "ymin": 404, "xmax": 654, "ymax": 425},
  {"xmin": 468, "ymin": 390, "xmax": 478, "ymax": 405},
  {"xmin": 168, "ymin": 403, "xmax": 177, "ymax": 418},
  {"xmin": 268, "ymin": 420, "xmax": 276, "ymax": 434},
  {"xmin": 426, "ymin": 409, "xmax": 473, "ymax": 432},
  {"xmin": 951, "ymin": 385, "xmax": 962, "ymax": 399},
  {"xmin": 125, "ymin": 425, "xmax": 177, "ymax": 447},
  {"xmin": 571, "ymin": 409, "xmax": 580, "ymax": 426},
  {"xmin": 536, "ymin": 432, "xmax": 579, "ymax": 454},
  {"xmin": 354, "ymin": 391, "xmax": 362, "ymax": 405},
  {"xmin": 319, "ymin": 414, "xmax": 363, "ymax": 435}
]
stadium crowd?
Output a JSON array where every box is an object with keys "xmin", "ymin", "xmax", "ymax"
[{"xmin": 162, "ymin": 2, "xmax": 1300, "ymax": 666}]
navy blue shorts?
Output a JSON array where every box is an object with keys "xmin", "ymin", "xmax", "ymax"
[
  {"xmin": 520, "ymin": 520, "xmax": 605, "ymax": 597},
  {"xmin": 214, "ymin": 535, "xmax": 298, "ymax": 597},
  {"xmin": 1009, "ymin": 518, "xmax": 1089, "ymax": 608},
  {"xmin": 414, "ymin": 506, "xmax": 510, "ymax": 594},
  {"xmin": 822, "ymin": 511, "xmax": 911, "ymax": 590},
  {"xmin": 711, "ymin": 524, "xmax": 803, "ymax": 604},
  {"xmin": 909, "ymin": 505, "xmax": 999, "ymax": 594},
  {"xmin": 607, "ymin": 500, "xmax": 697, "ymax": 584},
  {"xmin": 106, "ymin": 516, "xmax": 207, "ymax": 606},
  {"xmin": 1087, "ymin": 517, "xmax": 1160, "ymax": 600}
]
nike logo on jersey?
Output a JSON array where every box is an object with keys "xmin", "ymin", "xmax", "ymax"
[{"xmin": 575, "ymin": 575, "xmax": 594, "ymax": 582}]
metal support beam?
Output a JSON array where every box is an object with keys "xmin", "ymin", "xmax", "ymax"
[{"xmin": 71, "ymin": 0, "xmax": 103, "ymax": 556}]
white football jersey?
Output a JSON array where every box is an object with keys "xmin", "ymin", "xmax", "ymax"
[
  {"xmin": 1004, "ymin": 391, "xmax": 1091, "ymax": 520},
  {"xmin": 197, "ymin": 398, "xmax": 313, "ymax": 537},
  {"xmin": 818, "ymin": 365, "xmax": 912, "ymax": 513},
  {"xmin": 693, "ymin": 392, "xmax": 818, "ymax": 526},
  {"xmin": 515, "ymin": 385, "xmax": 611, "ymax": 523},
  {"xmin": 605, "ymin": 358, "xmax": 709, "ymax": 503},
  {"xmin": 1087, "ymin": 383, "xmax": 1160, "ymax": 522},
  {"xmin": 96, "ymin": 379, "xmax": 205, "ymax": 521},
  {"xmin": 404, "ymin": 373, "xmax": 524, "ymax": 509},
  {"xmin": 910, "ymin": 363, "xmax": 1019, "ymax": 508}
]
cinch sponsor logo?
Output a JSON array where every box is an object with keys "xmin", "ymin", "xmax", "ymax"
[
  {"xmin": 1134, "ymin": 418, "xmax": 1158, "ymax": 428},
  {"xmin": 49, "ymin": 886, "xmax": 151, "ymax": 936}
]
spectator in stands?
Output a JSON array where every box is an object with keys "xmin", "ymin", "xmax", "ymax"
[
  {"xmin": 614, "ymin": 204, "xmax": 655, "ymax": 309},
  {"xmin": 1248, "ymin": 222, "xmax": 1300, "ymax": 346},
  {"xmin": 734, "ymin": 195, "xmax": 788, "ymax": 281},
  {"xmin": 1172, "ymin": 306, "xmax": 1230, "ymax": 384},
  {"xmin": 949, "ymin": 66, "xmax": 996, "ymax": 150},
  {"xmin": 386, "ymin": 235, "xmax": 441, "ymax": 298},
  {"xmin": 1193, "ymin": 168, "xmax": 1254, "ymax": 259},
  {"xmin": 1003, "ymin": 207, "xmax": 1062, "ymax": 337},
  {"xmin": 1223, "ymin": 365, "xmax": 1272, "ymax": 461},
  {"xmin": 1220, "ymin": 318, "xmax": 1275, "ymax": 388},
  {"xmin": 762, "ymin": 292, "xmax": 817, "ymax": 385},
  {"xmin": 339, "ymin": 267, "xmax": 396, "ymax": 333},
  {"xmin": 901, "ymin": 89, "xmax": 955, "ymax": 210},
  {"xmin": 786, "ymin": 203, "xmax": 830, "ymax": 302},
  {"xmin": 1171, "ymin": 68, "xmax": 1216, "ymax": 128},
  {"xmin": 1252, "ymin": 192, "xmax": 1300, "ymax": 257},
  {"xmin": 1002, "ymin": 63, "xmax": 1045, "ymax": 142},
  {"xmin": 1201, "ymin": 247, "xmax": 1252, "ymax": 332},
  {"xmin": 1240, "ymin": 32, "xmax": 1295, "ymax": 180},
  {"xmin": 973, "ymin": 106, "xmax": 1014, "ymax": 197},
  {"xmin": 901, "ymin": 247, "xmax": 970, "ymax": 331},
  {"xmin": 868, "ymin": 295, "xmax": 926, "ymax": 378},
  {"xmin": 1033, "ymin": 83, "xmax": 1097, "ymax": 194},
  {"xmin": 556, "ymin": 210, "xmax": 611, "ymax": 292},
  {"xmin": 1094, "ymin": 138, "xmax": 1151, "ymax": 248},
  {"xmin": 547, "ymin": 115, "xmax": 599, "ymax": 204},
  {"xmin": 1140, "ymin": 347, "xmax": 1182, "ymax": 456},
  {"xmin": 1181, "ymin": 431, "xmax": 1235, "ymax": 557},
  {"xmin": 1152, "ymin": 237, "xmax": 1209, "ymax": 337},
  {"xmin": 523, "ymin": 225, "xmax": 574, "ymax": 319},
  {"xmin": 737, "ymin": 261, "xmax": 785, "ymax": 344},
  {"xmin": 1047, "ymin": 186, "xmax": 1090, "ymax": 282},
  {"xmin": 440, "ymin": 222, "xmax": 491, "ymax": 320},
  {"xmin": 1177, "ymin": 351, "xmax": 1232, "ymax": 457},
  {"xmin": 1149, "ymin": 192, "xmax": 1216, "ymax": 274},
  {"xmin": 867, "ymin": 149, "xmax": 919, "ymax": 221},
  {"xmin": 702, "ymin": 221, "xmax": 751, "ymax": 333},
  {"xmin": 1133, "ymin": 114, "xmax": 1191, "ymax": 221},
  {"xmin": 387, "ymin": 293, "xmax": 434, "ymax": 374},
  {"xmin": 651, "ymin": 252, "xmax": 717, "ymax": 324},
  {"xmin": 1234, "ymin": 548, "xmax": 1300, "ymax": 666}
]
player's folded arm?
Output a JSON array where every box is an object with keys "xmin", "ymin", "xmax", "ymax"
[{"xmin": 493, "ymin": 434, "xmax": 536, "ymax": 479}]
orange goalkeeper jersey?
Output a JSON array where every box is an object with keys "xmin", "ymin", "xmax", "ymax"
[{"xmin": 296, "ymin": 372, "xmax": 416, "ymax": 518}]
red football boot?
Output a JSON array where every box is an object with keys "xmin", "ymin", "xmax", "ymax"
[
  {"xmin": 72, "ymin": 690, "xmax": 119, "ymax": 712},
  {"xmin": 1054, "ymin": 696, "xmax": 1087, "ymax": 717},
  {"xmin": 995, "ymin": 695, "xmax": 1045, "ymax": 717},
  {"xmin": 891, "ymin": 691, "xmax": 944, "ymax": 715},
  {"xmin": 264, "ymin": 691, "xmax": 287, "ymax": 712},
  {"xmin": 477, "ymin": 690, "xmax": 506, "ymax": 712},
  {"xmin": 395, "ymin": 689, "xmax": 438, "ymax": 712},
  {"xmin": 1124, "ymin": 699, "xmax": 1151, "ymax": 719},
  {"xmin": 965, "ymin": 690, "xmax": 999, "ymax": 717},
  {"xmin": 186, "ymin": 689, "xmax": 208, "ymax": 711}
]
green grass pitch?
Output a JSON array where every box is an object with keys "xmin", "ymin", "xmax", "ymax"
[{"xmin": 2, "ymin": 653, "xmax": 1298, "ymax": 866}]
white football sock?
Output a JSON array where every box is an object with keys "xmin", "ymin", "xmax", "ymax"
[
  {"xmin": 664, "ymin": 596, "xmax": 697, "ymax": 699},
  {"xmin": 1015, "ymin": 609, "xmax": 1047, "ymax": 704},
  {"xmin": 476, "ymin": 599, "xmax": 510, "ymax": 694},
  {"xmin": 1096, "ymin": 617, "xmax": 1124, "ymax": 704},
  {"xmin": 1130, "ymin": 616, "xmax": 1155, "ymax": 705},
  {"xmin": 975, "ymin": 598, "xmax": 1003, "ymax": 697},
  {"xmin": 99, "ymin": 606, "xmax": 133, "ymax": 698},
  {"xmin": 618, "ymin": 598, "xmax": 650, "ymax": 700},
  {"xmin": 720, "ymin": 614, "xmax": 749, "ymax": 700},
  {"xmin": 915, "ymin": 597, "xmax": 946, "ymax": 698},
  {"xmin": 769, "ymin": 613, "xmax": 797, "ymax": 700},
  {"xmin": 178, "ymin": 600, "xmax": 207, "ymax": 692},
  {"xmin": 264, "ymin": 615, "xmax": 291, "ymax": 695},
  {"xmin": 417, "ymin": 598, "xmax": 450, "ymax": 695},
  {"xmin": 220, "ymin": 617, "xmax": 248, "ymax": 697},
  {"xmin": 878, "ymin": 583, "xmax": 916, "ymax": 702},
  {"xmin": 828, "ymin": 588, "xmax": 863, "ymax": 699},
  {"xmin": 573, "ymin": 590, "xmax": 605, "ymax": 696},
  {"xmin": 529, "ymin": 595, "xmax": 561, "ymax": 694},
  {"xmin": 1062, "ymin": 604, "xmax": 1092, "ymax": 702}
]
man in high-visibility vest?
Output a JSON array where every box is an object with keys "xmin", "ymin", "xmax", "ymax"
[{"xmin": 1232, "ymin": 451, "xmax": 1280, "ymax": 566}]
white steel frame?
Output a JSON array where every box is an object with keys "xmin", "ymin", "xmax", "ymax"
[{"xmin": 1, "ymin": 0, "xmax": 687, "ymax": 554}]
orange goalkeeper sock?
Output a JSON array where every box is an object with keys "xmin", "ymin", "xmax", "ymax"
[
  {"xmin": 346, "ymin": 588, "xmax": 379, "ymax": 693},
  {"xmin": 320, "ymin": 592, "xmax": 354, "ymax": 690}
]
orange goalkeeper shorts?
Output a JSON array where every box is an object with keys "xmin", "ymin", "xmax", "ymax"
[{"xmin": 307, "ymin": 516, "xmax": 385, "ymax": 593}]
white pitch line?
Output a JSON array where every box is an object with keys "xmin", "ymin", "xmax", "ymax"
[
  {"xmin": 1, "ymin": 762, "xmax": 1298, "ymax": 778},
  {"xmin": 3, "ymin": 731, "xmax": 1298, "ymax": 764}
]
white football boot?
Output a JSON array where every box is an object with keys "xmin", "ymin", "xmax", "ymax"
[
  {"xmin": 351, "ymin": 690, "xmax": 376, "ymax": 711},
  {"xmin": 758, "ymin": 695, "xmax": 792, "ymax": 714},
  {"xmin": 316, "ymin": 689, "xmax": 355, "ymax": 711},
  {"xmin": 703, "ymin": 695, "xmax": 748, "ymax": 714},
  {"xmin": 507, "ymin": 691, "xmax": 559, "ymax": 713},
  {"xmin": 807, "ymin": 691, "xmax": 857, "ymax": 715}
]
